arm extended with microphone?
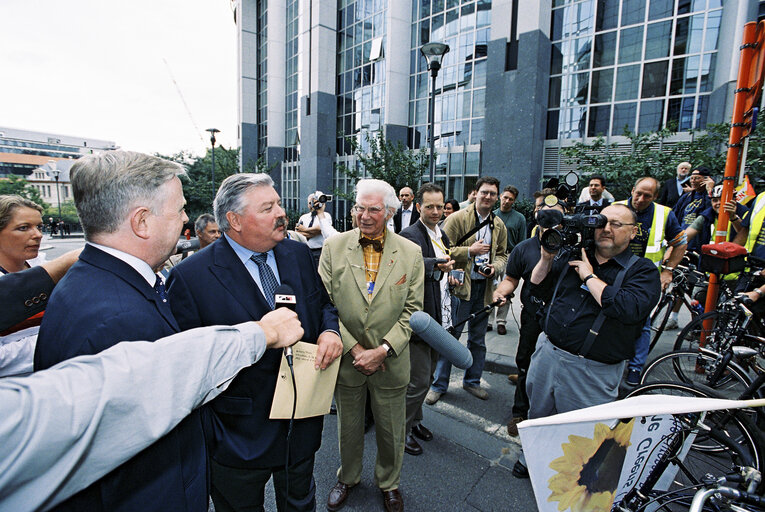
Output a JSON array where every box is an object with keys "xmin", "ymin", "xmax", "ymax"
[{"xmin": 274, "ymin": 285, "xmax": 298, "ymax": 367}]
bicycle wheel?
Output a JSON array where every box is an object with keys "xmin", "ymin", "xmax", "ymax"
[
  {"xmin": 674, "ymin": 310, "xmax": 740, "ymax": 352},
  {"xmin": 649, "ymin": 294, "xmax": 674, "ymax": 354},
  {"xmin": 625, "ymin": 382, "xmax": 765, "ymax": 474},
  {"xmin": 640, "ymin": 349, "xmax": 752, "ymax": 399}
]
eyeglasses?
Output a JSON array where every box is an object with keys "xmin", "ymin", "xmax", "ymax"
[
  {"xmin": 606, "ymin": 220, "xmax": 636, "ymax": 229},
  {"xmin": 477, "ymin": 190, "xmax": 498, "ymax": 197},
  {"xmin": 353, "ymin": 205, "xmax": 385, "ymax": 215}
]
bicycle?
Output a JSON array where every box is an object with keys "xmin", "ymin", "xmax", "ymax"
[
  {"xmin": 648, "ymin": 259, "xmax": 709, "ymax": 354},
  {"xmin": 614, "ymin": 382, "xmax": 765, "ymax": 511},
  {"xmin": 689, "ymin": 469, "xmax": 764, "ymax": 511}
]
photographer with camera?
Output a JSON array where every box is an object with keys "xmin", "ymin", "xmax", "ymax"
[
  {"xmin": 426, "ymin": 176, "xmax": 507, "ymax": 403},
  {"xmin": 615, "ymin": 177, "xmax": 687, "ymax": 384},
  {"xmin": 492, "ymin": 195, "xmax": 565, "ymax": 437},
  {"xmin": 527, "ymin": 203, "xmax": 660, "ymax": 417},
  {"xmin": 296, "ymin": 191, "xmax": 334, "ymax": 267}
]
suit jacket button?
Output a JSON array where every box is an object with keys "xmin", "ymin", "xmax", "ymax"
[
  {"xmin": 25, "ymin": 300, "xmax": 33, "ymax": 307},
  {"xmin": 40, "ymin": 293, "xmax": 48, "ymax": 300},
  {"xmin": 33, "ymin": 297, "xmax": 41, "ymax": 304}
]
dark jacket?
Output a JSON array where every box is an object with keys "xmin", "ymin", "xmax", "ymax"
[
  {"xmin": 658, "ymin": 176, "xmax": 684, "ymax": 208},
  {"xmin": 167, "ymin": 236, "xmax": 339, "ymax": 469},
  {"xmin": 35, "ymin": 244, "xmax": 207, "ymax": 512},
  {"xmin": 0, "ymin": 266, "xmax": 54, "ymax": 332},
  {"xmin": 399, "ymin": 220, "xmax": 452, "ymax": 326},
  {"xmin": 393, "ymin": 206, "xmax": 420, "ymax": 233}
]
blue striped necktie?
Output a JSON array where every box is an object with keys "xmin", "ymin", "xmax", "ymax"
[{"xmin": 251, "ymin": 253, "xmax": 278, "ymax": 309}]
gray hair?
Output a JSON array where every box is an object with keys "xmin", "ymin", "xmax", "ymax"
[
  {"xmin": 214, "ymin": 173, "xmax": 274, "ymax": 232},
  {"xmin": 195, "ymin": 213, "xmax": 216, "ymax": 233},
  {"xmin": 355, "ymin": 179, "xmax": 400, "ymax": 214},
  {"xmin": 70, "ymin": 150, "xmax": 185, "ymax": 239}
]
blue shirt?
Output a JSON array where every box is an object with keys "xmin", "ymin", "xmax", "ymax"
[{"xmin": 224, "ymin": 234, "xmax": 282, "ymax": 295}]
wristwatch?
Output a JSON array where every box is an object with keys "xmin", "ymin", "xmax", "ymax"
[
  {"xmin": 381, "ymin": 342, "xmax": 395, "ymax": 358},
  {"xmin": 755, "ymin": 288, "xmax": 765, "ymax": 298},
  {"xmin": 583, "ymin": 273, "xmax": 597, "ymax": 284}
]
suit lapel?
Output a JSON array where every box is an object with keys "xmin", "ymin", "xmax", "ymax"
[
  {"xmin": 81, "ymin": 245, "xmax": 180, "ymax": 332},
  {"xmin": 371, "ymin": 232, "xmax": 398, "ymax": 299},
  {"xmin": 211, "ymin": 237, "xmax": 271, "ymax": 319},
  {"xmin": 345, "ymin": 235, "xmax": 371, "ymax": 302}
]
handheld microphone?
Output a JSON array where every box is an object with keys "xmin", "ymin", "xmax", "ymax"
[
  {"xmin": 409, "ymin": 311, "xmax": 473, "ymax": 369},
  {"xmin": 274, "ymin": 284, "xmax": 297, "ymax": 366},
  {"xmin": 174, "ymin": 238, "xmax": 200, "ymax": 255}
]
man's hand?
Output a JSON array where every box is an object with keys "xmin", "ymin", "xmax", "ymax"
[
  {"xmin": 568, "ymin": 248, "xmax": 594, "ymax": 280},
  {"xmin": 468, "ymin": 239, "xmax": 490, "ymax": 257},
  {"xmin": 478, "ymin": 263, "xmax": 495, "ymax": 278},
  {"xmin": 352, "ymin": 346, "xmax": 387, "ymax": 375},
  {"xmin": 259, "ymin": 308, "xmax": 303, "ymax": 349},
  {"xmin": 723, "ymin": 200, "xmax": 738, "ymax": 216},
  {"xmin": 436, "ymin": 258, "xmax": 455, "ymax": 273},
  {"xmin": 743, "ymin": 290, "xmax": 761, "ymax": 303},
  {"xmin": 492, "ymin": 290, "xmax": 507, "ymax": 306},
  {"xmin": 314, "ymin": 331, "xmax": 343, "ymax": 370},
  {"xmin": 41, "ymin": 248, "xmax": 82, "ymax": 283},
  {"xmin": 660, "ymin": 269, "xmax": 672, "ymax": 290}
]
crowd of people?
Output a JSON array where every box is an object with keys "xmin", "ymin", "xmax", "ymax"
[{"xmin": 0, "ymin": 149, "xmax": 761, "ymax": 511}]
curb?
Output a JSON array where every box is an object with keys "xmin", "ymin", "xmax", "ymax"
[{"xmin": 484, "ymin": 353, "xmax": 517, "ymax": 375}]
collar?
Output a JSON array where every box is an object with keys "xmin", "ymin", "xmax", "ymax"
[
  {"xmin": 402, "ymin": 205, "xmax": 413, "ymax": 213},
  {"xmin": 423, "ymin": 221, "xmax": 442, "ymax": 240},
  {"xmin": 224, "ymin": 233, "xmax": 275, "ymax": 265},
  {"xmin": 88, "ymin": 242, "xmax": 157, "ymax": 286},
  {"xmin": 590, "ymin": 198, "xmax": 602, "ymax": 206},
  {"xmin": 608, "ymin": 247, "xmax": 635, "ymax": 268}
]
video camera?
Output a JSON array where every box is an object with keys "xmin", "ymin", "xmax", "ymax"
[
  {"xmin": 537, "ymin": 172, "xmax": 607, "ymax": 253},
  {"xmin": 311, "ymin": 191, "xmax": 333, "ymax": 211}
]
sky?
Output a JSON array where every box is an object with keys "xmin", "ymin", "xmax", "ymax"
[{"xmin": 0, "ymin": 0, "xmax": 238, "ymax": 156}]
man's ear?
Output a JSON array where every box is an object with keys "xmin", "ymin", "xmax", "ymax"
[
  {"xmin": 416, "ymin": 203, "xmax": 422, "ymax": 214},
  {"xmin": 226, "ymin": 211, "xmax": 241, "ymax": 233},
  {"xmin": 630, "ymin": 225, "xmax": 637, "ymax": 241},
  {"xmin": 130, "ymin": 207, "xmax": 152, "ymax": 240}
]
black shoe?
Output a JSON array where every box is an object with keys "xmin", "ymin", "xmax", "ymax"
[
  {"xmin": 487, "ymin": 324, "xmax": 493, "ymax": 331},
  {"xmin": 412, "ymin": 424, "xmax": 433, "ymax": 442},
  {"xmin": 512, "ymin": 460, "xmax": 529, "ymax": 479},
  {"xmin": 404, "ymin": 434, "xmax": 423, "ymax": 455},
  {"xmin": 329, "ymin": 404, "xmax": 337, "ymax": 415}
]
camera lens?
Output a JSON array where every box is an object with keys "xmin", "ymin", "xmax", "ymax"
[{"xmin": 541, "ymin": 229, "xmax": 563, "ymax": 252}]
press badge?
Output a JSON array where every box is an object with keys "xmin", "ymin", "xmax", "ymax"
[
  {"xmin": 580, "ymin": 283, "xmax": 590, "ymax": 291},
  {"xmin": 367, "ymin": 281, "xmax": 375, "ymax": 294}
]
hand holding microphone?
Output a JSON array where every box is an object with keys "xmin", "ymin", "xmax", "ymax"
[
  {"xmin": 275, "ymin": 284, "xmax": 298, "ymax": 366},
  {"xmin": 258, "ymin": 309, "xmax": 303, "ymax": 349}
]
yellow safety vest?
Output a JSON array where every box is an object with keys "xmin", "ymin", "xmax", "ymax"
[
  {"xmin": 745, "ymin": 191, "xmax": 765, "ymax": 253},
  {"xmin": 615, "ymin": 200, "xmax": 669, "ymax": 268}
]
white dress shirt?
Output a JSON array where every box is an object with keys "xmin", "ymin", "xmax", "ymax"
[{"xmin": 0, "ymin": 322, "xmax": 268, "ymax": 512}]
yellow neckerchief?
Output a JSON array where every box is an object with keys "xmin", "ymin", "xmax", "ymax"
[{"xmin": 361, "ymin": 231, "xmax": 385, "ymax": 296}]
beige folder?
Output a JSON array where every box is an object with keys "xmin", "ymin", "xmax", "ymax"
[{"xmin": 269, "ymin": 341, "xmax": 340, "ymax": 419}]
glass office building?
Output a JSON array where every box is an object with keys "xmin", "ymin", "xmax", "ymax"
[{"xmin": 237, "ymin": 0, "xmax": 760, "ymax": 212}]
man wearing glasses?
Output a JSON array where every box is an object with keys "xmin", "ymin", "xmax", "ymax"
[
  {"xmin": 616, "ymin": 177, "xmax": 687, "ymax": 384},
  {"xmin": 426, "ymin": 176, "xmax": 508, "ymax": 404},
  {"xmin": 525, "ymin": 203, "xmax": 661, "ymax": 424},
  {"xmin": 319, "ymin": 179, "xmax": 423, "ymax": 512}
]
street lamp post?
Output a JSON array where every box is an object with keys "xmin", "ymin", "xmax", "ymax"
[
  {"xmin": 420, "ymin": 42, "xmax": 450, "ymax": 183},
  {"xmin": 206, "ymin": 128, "xmax": 220, "ymax": 203},
  {"xmin": 48, "ymin": 160, "xmax": 63, "ymax": 238}
]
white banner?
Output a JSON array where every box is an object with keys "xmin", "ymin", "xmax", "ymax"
[{"xmin": 518, "ymin": 395, "xmax": 765, "ymax": 512}]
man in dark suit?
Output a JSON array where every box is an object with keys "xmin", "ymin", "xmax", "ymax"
[
  {"xmin": 658, "ymin": 161, "xmax": 692, "ymax": 208},
  {"xmin": 392, "ymin": 186, "xmax": 419, "ymax": 233},
  {"xmin": 34, "ymin": 151, "xmax": 209, "ymax": 512},
  {"xmin": 167, "ymin": 173, "xmax": 342, "ymax": 512},
  {"xmin": 399, "ymin": 183, "xmax": 454, "ymax": 456}
]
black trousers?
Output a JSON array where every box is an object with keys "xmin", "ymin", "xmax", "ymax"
[
  {"xmin": 210, "ymin": 455, "xmax": 316, "ymax": 512},
  {"xmin": 512, "ymin": 305, "xmax": 541, "ymax": 418}
]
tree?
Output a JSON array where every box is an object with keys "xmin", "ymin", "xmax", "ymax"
[
  {"xmin": 559, "ymin": 124, "xmax": 765, "ymax": 200},
  {"xmin": 336, "ymin": 131, "xmax": 429, "ymax": 200},
  {"xmin": 0, "ymin": 174, "xmax": 46, "ymax": 207}
]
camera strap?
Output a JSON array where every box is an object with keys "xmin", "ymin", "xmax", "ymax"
[
  {"xmin": 544, "ymin": 253, "xmax": 638, "ymax": 358},
  {"xmin": 454, "ymin": 210, "xmax": 494, "ymax": 247}
]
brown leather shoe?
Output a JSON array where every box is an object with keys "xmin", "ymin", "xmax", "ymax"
[
  {"xmin": 404, "ymin": 434, "xmax": 422, "ymax": 455},
  {"xmin": 327, "ymin": 481, "xmax": 354, "ymax": 511},
  {"xmin": 497, "ymin": 324, "xmax": 507, "ymax": 335},
  {"xmin": 381, "ymin": 488, "xmax": 404, "ymax": 512},
  {"xmin": 506, "ymin": 416, "xmax": 525, "ymax": 437},
  {"xmin": 507, "ymin": 373, "xmax": 518, "ymax": 385}
]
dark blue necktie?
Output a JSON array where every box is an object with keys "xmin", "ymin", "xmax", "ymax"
[
  {"xmin": 251, "ymin": 253, "xmax": 278, "ymax": 309},
  {"xmin": 154, "ymin": 274, "xmax": 168, "ymax": 303}
]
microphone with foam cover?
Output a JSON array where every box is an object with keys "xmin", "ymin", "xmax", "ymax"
[
  {"xmin": 409, "ymin": 311, "xmax": 473, "ymax": 369},
  {"xmin": 275, "ymin": 284, "xmax": 297, "ymax": 364}
]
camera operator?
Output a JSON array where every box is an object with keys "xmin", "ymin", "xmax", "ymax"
[
  {"xmin": 527, "ymin": 203, "xmax": 660, "ymax": 416},
  {"xmin": 296, "ymin": 191, "xmax": 333, "ymax": 267},
  {"xmin": 492, "ymin": 196, "xmax": 565, "ymax": 437}
]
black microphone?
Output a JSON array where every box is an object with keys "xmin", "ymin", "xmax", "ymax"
[
  {"xmin": 409, "ymin": 311, "xmax": 473, "ymax": 369},
  {"xmin": 174, "ymin": 238, "xmax": 200, "ymax": 255},
  {"xmin": 274, "ymin": 284, "xmax": 297, "ymax": 365}
]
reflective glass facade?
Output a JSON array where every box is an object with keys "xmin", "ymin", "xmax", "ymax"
[
  {"xmin": 546, "ymin": 0, "xmax": 722, "ymax": 140},
  {"xmin": 336, "ymin": 0, "xmax": 388, "ymax": 154},
  {"xmin": 257, "ymin": 0, "xmax": 268, "ymax": 155},
  {"xmin": 408, "ymin": 0, "xmax": 491, "ymax": 149},
  {"xmin": 285, "ymin": 0, "xmax": 300, "ymax": 161}
]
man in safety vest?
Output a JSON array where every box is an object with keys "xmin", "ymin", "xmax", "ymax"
[
  {"xmin": 734, "ymin": 189, "xmax": 765, "ymax": 260},
  {"xmin": 616, "ymin": 177, "xmax": 687, "ymax": 385}
]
